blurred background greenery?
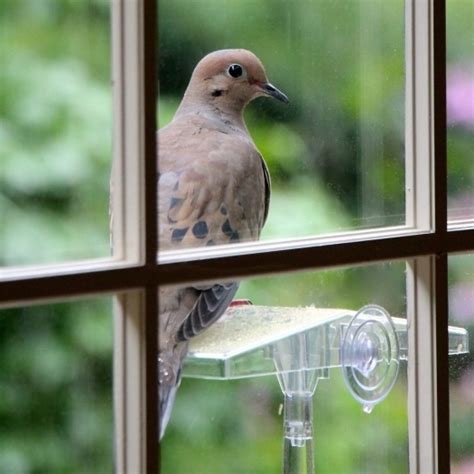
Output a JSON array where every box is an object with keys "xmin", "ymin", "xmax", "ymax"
[
  {"xmin": 0, "ymin": 298, "xmax": 114, "ymax": 473},
  {"xmin": 0, "ymin": 0, "xmax": 111, "ymax": 266},
  {"xmin": 0, "ymin": 0, "xmax": 472, "ymax": 473}
]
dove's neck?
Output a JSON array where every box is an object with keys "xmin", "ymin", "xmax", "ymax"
[{"xmin": 175, "ymin": 95, "xmax": 249, "ymax": 135}]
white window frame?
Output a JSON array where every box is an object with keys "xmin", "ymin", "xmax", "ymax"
[{"xmin": 0, "ymin": 0, "xmax": 473, "ymax": 472}]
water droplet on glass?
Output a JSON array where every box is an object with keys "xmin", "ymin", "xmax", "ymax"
[{"xmin": 363, "ymin": 403, "xmax": 374, "ymax": 414}]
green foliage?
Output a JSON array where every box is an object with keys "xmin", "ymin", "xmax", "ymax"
[
  {"xmin": 0, "ymin": 0, "xmax": 111, "ymax": 265},
  {"xmin": 0, "ymin": 299, "xmax": 113, "ymax": 473}
]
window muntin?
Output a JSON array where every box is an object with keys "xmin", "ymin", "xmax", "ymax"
[
  {"xmin": 158, "ymin": 0, "xmax": 406, "ymax": 250},
  {"xmin": 447, "ymin": 0, "xmax": 474, "ymax": 224},
  {"xmin": 0, "ymin": 296, "xmax": 113, "ymax": 472},
  {"xmin": 0, "ymin": 0, "xmax": 113, "ymax": 266}
]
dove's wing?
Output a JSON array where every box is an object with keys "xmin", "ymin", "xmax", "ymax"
[
  {"xmin": 176, "ymin": 282, "xmax": 239, "ymax": 341},
  {"xmin": 158, "ymin": 168, "xmax": 242, "ymax": 249}
]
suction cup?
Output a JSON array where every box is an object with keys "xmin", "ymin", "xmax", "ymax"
[{"xmin": 341, "ymin": 305, "xmax": 400, "ymax": 412}]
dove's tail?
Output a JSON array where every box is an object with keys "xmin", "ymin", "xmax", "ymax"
[{"xmin": 159, "ymin": 343, "xmax": 188, "ymax": 440}]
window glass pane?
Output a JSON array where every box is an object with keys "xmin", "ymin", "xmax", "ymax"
[
  {"xmin": 449, "ymin": 254, "xmax": 474, "ymax": 472},
  {"xmin": 0, "ymin": 0, "xmax": 112, "ymax": 266},
  {"xmin": 158, "ymin": 0, "xmax": 405, "ymax": 251},
  {"xmin": 447, "ymin": 0, "xmax": 474, "ymax": 222},
  {"xmin": 160, "ymin": 262, "xmax": 409, "ymax": 473},
  {"xmin": 0, "ymin": 296, "xmax": 113, "ymax": 472}
]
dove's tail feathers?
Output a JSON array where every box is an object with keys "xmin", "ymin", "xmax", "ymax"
[
  {"xmin": 159, "ymin": 344, "xmax": 187, "ymax": 440},
  {"xmin": 159, "ymin": 377, "xmax": 179, "ymax": 440}
]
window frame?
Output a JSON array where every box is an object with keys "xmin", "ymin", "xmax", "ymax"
[{"xmin": 0, "ymin": 0, "xmax": 473, "ymax": 472}]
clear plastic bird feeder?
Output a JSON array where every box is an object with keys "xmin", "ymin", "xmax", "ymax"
[{"xmin": 182, "ymin": 305, "xmax": 469, "ymax": 473}]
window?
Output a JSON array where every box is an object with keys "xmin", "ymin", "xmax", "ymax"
[
  {"xmin": 1, "ymin": 0, "xmax": 473, "ymax": 472},
  {"xmin": 447, "ymin": 0, "xmax": 474, "ymax": 222},
  {"xmin": 159, "ymin": 0, "xmax": 407, "ymax": 237},
  {"xmin": 0, "ymin": 297, "xmax": 114, "ymax": 472},
  {"xmin": 162, "ymin": 263, "xmax": 411, "ymax": 473},
  {"xmin": 0, "ymin": 0, "xmax": 113, "ymax": 266},
  {"xmin": 449, "ymin": 254, "xmax": 474, "ymax": 473}
]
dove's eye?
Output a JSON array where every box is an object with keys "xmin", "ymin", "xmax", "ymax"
[{"xmin": 227, "ymin": 64, "xmax": 244, "ymax": 78}]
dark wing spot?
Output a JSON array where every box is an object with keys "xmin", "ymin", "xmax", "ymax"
[
  {"xmin": 220, "ymin": 205, "xmax": 228, "ymax": 215},
  {"xmin": 170, "ymin": 197, "xmax": 183, "ymax": 209},
  {"xmin": 222, "ymin": 219, "xmax": 233, "ymax": 237},
  {"xmin": 230, "ymin": 231, "xmax": 240, "ymax": 243},
  {"xmin": 192, "ymin": 221, "xmax": 209, "ymax": 239},
  {"xmin": 222, "ymin": 219, "xmax": 240, "ymax": 242},
  {"xmin": 171, "ymin": 227, "xmax": 188, "ymax": 243},
  {"xmin": 173, "ymin": 181, "xmax": 179, "ymax": 191},
  {"xmin": 206, "ymin": 239, "xmax": 215, "ymax": 246},
  {"xmin": 168, "ymin": 197, "xmax": 184, "ymax": 224}
]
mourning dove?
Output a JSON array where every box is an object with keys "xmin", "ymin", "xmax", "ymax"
[{"xmin": 158, "ymin": 49, "xmax": 288, "ymax": 438}]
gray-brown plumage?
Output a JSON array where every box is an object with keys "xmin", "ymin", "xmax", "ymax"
[{"xmin": 158, "ymin": 49, "xmax": 288, "ymax": 439}]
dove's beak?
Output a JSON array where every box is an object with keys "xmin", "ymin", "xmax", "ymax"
[{"xmin": 261, "ymin": 82, "xmax": 289, "ymax": 104}]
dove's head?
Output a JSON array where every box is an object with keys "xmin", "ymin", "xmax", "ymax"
[{"xmin": 180, "ymin": 49, "xmax": 288, "ymax": 115}]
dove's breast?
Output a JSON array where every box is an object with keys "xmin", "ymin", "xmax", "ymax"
[{"xmin": 157, "ymin": 122, "xmax": 267, "ymax": 250}]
